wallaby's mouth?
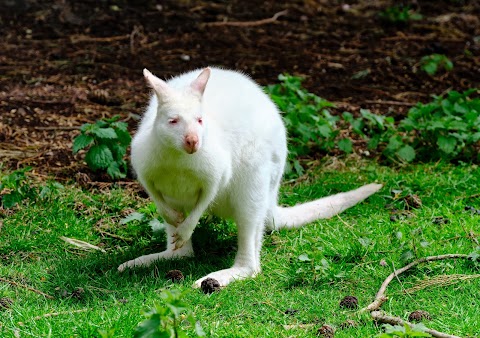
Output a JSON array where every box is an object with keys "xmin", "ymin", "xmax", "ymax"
[
  {"xmin": 184, "ymin": 146, "xmax": 199, "ymax": 154},
  {"xmin": 184, "ymin": 134, "xmax": 199, "ymax": 154}
]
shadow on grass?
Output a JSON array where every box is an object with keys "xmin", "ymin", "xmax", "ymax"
[{"xmin": 44, "ymin": 220, "xmax": 239, "ymax": 300}]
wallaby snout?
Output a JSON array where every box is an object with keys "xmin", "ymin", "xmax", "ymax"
[{"xmin": 184, "ymin": 133, "xmax": 199, "ymax": 154}]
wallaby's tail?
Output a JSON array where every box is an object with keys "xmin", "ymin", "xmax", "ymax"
[{"xmin": 271, "ymin": 183, "xmax": 382, "ymax": 229}]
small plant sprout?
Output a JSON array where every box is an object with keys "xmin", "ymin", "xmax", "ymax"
[
  {"xmin": 379, "ymin": 5, "xmax": 423, "ymax": 24},
  {"xmin": 0, "ymin": 167, "xmax": 36, "ymax": 208},
  {"xmin": 377, "ymin": 323, "xmax": 432, "ymax": 337},
  {"xmin": 0, "ymin": 167, "xmax": 63, "ymax": 208},
  {"xmin": 419, "ymin": 54, "xmax": 454, "ymax": 76},
  {"xmin": 133, "ymin": 289, "xmax": 205, "ymax": 338},
  {"xmin": 400, "ymin": 88, "xmax": 480, "ymax": 161}
]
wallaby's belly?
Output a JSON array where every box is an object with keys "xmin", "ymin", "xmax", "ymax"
[{"xmin": 152, "ymin": 169, "xmax": 201, "ymax": 211}]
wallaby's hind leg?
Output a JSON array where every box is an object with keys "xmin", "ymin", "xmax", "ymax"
[
  {"xmin": 194, "ymin": 171, "xmax": 270, "ymax": 287},
  {"xmin": 118, "ymin": 223, "xmax": 194, "ymax": 272},
  {"xmin": 193, "ymin": 213, "xmax": 265, "ymax": 287}
]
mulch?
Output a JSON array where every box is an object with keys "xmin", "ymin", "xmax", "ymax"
[{"xmin": 1, "ymin": 0, "xmax": 479, "ymax": 182}]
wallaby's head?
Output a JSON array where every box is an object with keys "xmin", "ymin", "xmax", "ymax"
[{"xmin": 143, "ymin": 68, "xmax": 211, "ymax": 154}]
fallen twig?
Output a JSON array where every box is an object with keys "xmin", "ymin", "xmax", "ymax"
[
  {"xmin": 94, "ymin": 228, "xmax": 133, "ymax": 243},
  {"xmin": 204, "ymin": 10, "xmax": 287, "ymax": 27},
  {"xmin": 70, "ymin": 34, "xmax": 130, "ymax": 43},
  {"xmin": 364, "ymin": 100, "xmax": 415, "ymax": 107},
  {"xmin": 0, "ymin": 277, "xmax": 54, "ymax": 299},
  {"xmin": 361, "ymin": 254, "xmax": 471, "ymax": 338},
  {"xmin": 60, "ymin": 236, "xmax": 106, "ymax": 253}
]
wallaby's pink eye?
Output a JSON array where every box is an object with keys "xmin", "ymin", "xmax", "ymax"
[
  {"xmin": 198, "ymin": 118, "xmax": 203, "ymax": 125},
  {"xmin": 168, "ymin": 118, "xmax": 178, "ymax": 125}
]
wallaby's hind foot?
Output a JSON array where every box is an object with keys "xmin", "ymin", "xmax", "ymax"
[{"xmin": 194, "ymin": 266, "xmax": 260, "ymax": 288}]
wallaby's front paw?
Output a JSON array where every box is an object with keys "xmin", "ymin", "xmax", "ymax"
[{"xmin": 171, "ymin": 225, "xmax": 194, "ymax": 250}]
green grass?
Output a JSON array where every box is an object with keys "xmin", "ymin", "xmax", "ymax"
[{"xmin": 1, "ymin": 160, "xmax": 479, "ymax": 337}]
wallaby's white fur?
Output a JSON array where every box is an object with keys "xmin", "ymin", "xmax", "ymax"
[{"xmin": 118, "ymin": 67, "xmax": 382, "ymax": 287}]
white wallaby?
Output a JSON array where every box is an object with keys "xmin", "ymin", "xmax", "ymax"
[{"xmin": 118, "ymin": 67, "xmax": 382, "ymax": 287}]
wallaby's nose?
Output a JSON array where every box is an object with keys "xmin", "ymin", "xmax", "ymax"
[{"xmin": 184, "ymin": 134, "xmax": 199, "ymax": 154}]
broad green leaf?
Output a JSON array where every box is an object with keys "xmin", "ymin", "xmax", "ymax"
[
  {"xmin": 110, "ymin": 143, "xmax": 128, "ymax": 160},
  {"xmin": 386, "ymin": 135, "xmax": 403, "ymax": 152},
  {"xmin": 358, "ymin": 237, "xmax": 372, "ymax": 248},
  {"xmin": 97, "ymin": 328, "xmax": 116, "ymax": 338},
  {"xmin": 92, "ymin": 127, "xmax": 118, "ymax": 139},
  {"xmin": 298, "ymin": 253, "xmax": 311, "ymax": 262},
  {"xmin": 95, "ymin": 120, "xmax": 109, "ymax": 128},
  {"xmin": 73, "ymin": 134, "xmax": 94, "ymax": 153},
  {"xmin": 133, "ymin": 314, "xmax": 168, "ymax": 338},
  {"xmin": 453, "ymin": 102, "xmax": 468, "ymax": 114},
  {"xmin": 422, "ymin": 61, "xmax": 437, "ymax": 75},
  {"xmin": 396, "ymin": 145, "xmax": 416, "ymax": 162},
  {"xmin": 351, "ymin": 119, "xmax": 365, "ymax": 135},
  {"xmin": 317, "ymin": 124, "xmax": 332, "ymax": 138},
  {"xmin": 467, "ymin": 250, "xmax": 480, "ymax": 262},
  {"xmin": 120, "ymin": 212, "xmax": 146, "ymax": 225},
  {"xmin": 437, "ymin": 135, "xmax": 457, "ymax": 154},
  {"xmin": 342, "ymin": 111, "xmax": 353, "ymax": 122},
  {"xmin": 337, "ymin": 138, "xmax": 353, "ymax": 153},
  {"xmin": 85, "ymin": 144, "xmax": 114, "ymax": 170},
  {"xmin": 2, "ymin": 191, "xmax": 23, "ymax": 208},
  {"xmin": 444, "ymin": 58, "xmax": 454, "ymax": 71},
  {"xmin": 149, "ymin": 219, "xmax": 165, "ymax": 233},
  {"xmin": 107, "ymin": 161, "xmax": 126, "ymax": 179},
  {"xmin": 195, "ymin": 321, "xmax": 206, "ymax": 336},
  {"xmin": 368, "ymin": 134, "xmax": 381, "ymax": 150},
  {"xmin": 292, "ymin": 160, "xmax": 304, "ymax": 177},
  {"xmin": 400, "ymin": 249, "xmax": 415, "ymax": 262},
  {"xmin": 80, "ymin": 123, "xmax": 94, "ymax": 133},
  {"xmin": 114, "ymin": 127, "xmax": 132, "ymax": 145}
]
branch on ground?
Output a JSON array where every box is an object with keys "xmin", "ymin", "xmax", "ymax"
[{"xmin": 360, "ymin": 254, "xmax": 471, "ymax": 338}]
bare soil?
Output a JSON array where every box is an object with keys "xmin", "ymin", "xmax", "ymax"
[{"xmin": 1, "ymin": 0, "xmax": 479, "ymax": 182}]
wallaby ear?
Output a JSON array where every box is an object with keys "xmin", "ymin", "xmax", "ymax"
[
  {"xmin": 190, "ymin": 67, "xmax": 211, "ymax": 96},
  {"xmin": 143, "ymin": 68, "xmax": 171, "ymax": 101}
]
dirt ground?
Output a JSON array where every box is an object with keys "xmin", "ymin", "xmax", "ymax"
[{"xmin": 1, "ymin": 0, "xmax": 479, "ymax": 182}]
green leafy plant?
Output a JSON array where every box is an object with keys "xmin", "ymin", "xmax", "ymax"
[
  {"xmin": 379, "ymin": 5, "xmax": 423, "ymax": 24},
  {"xmin": 343, "ymin": 109, "xmax": 414, "ymax": 163},
  {"xmin": 266, "ymin": 74, "xmax": 479, "ymax": 169},
  {"xmin": 265, "ymin": 74, "xmax": 342, "ymax": 176},
  {"xmin": 377, "ymin": 323, "xmax": 432, "ymax": 337},
  {"xmin": 97, "ymin": 328, "xmax": 116, "ymax": 338},
  {"xmin": 467, "ymin": 246, "xmax": 480, "ymax": 269},
  {"xmin": 400, "ymin": 89, "xmax": 480, "ymax": 161},
  {"xmin": 120, "ymin": 203, "xmax": 165, "ymax": 234},
  {"xmin": 73, "ymin": 115, "xmax": 131, "ymax": 179},
  {"xmin": 291, "ymin": 241, "xmax": 348, "ymax": 285},
  {"xmin": 133, "ymin": 289, "xmax": 205, "ymax": 338},
  {"xmin": 0, "ymin": 167, "xmax": 64, "ymax": 208},
  {"xmin": 0, "ymin": 167, "xmax": 37, "ymax": 208},
  {"xmin": 419, "ymin": 54, "xmax": 453, "ymax": 76}
]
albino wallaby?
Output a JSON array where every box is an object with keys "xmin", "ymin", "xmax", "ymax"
[{"xmin": 118, "ymin": 67, "xmax": 382, "ymax": 287}]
